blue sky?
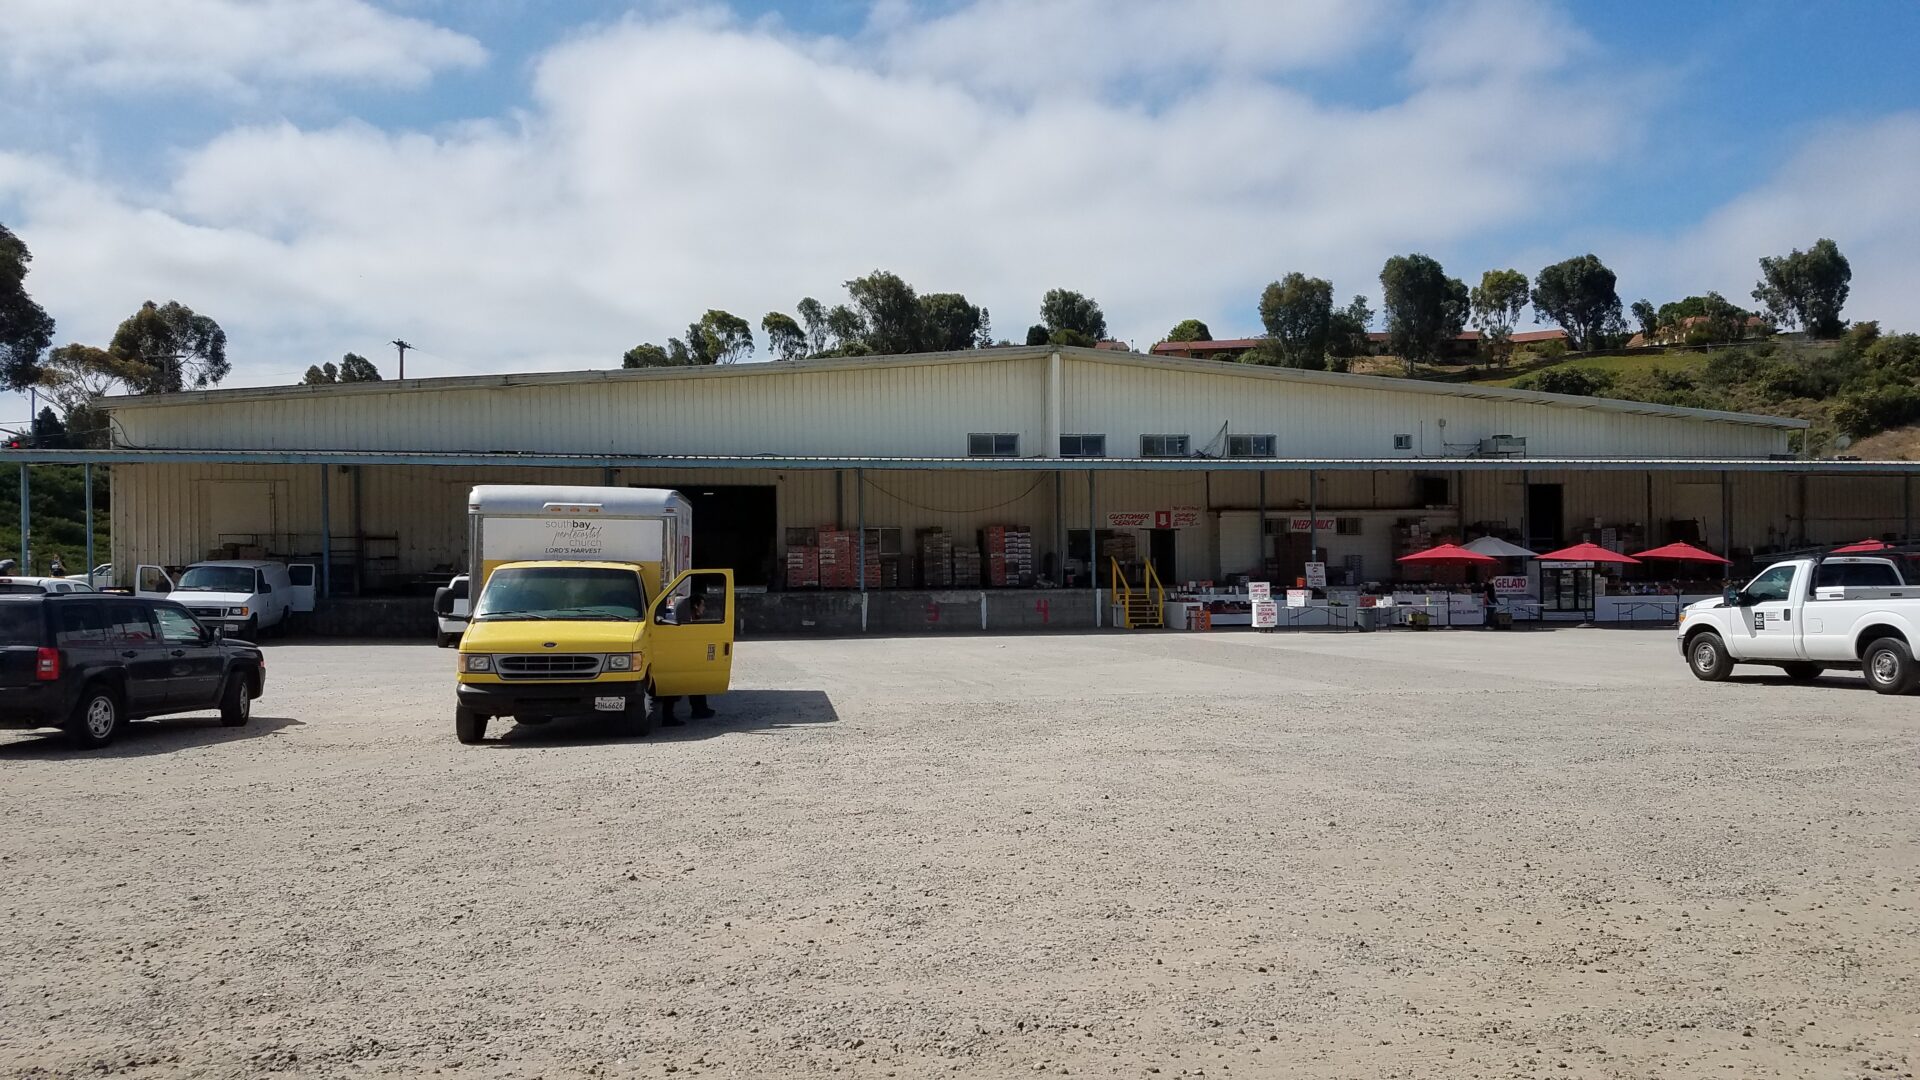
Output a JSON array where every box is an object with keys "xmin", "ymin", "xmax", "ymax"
[{"xmin": 3, "ymin": 0, "xmax": 1918, "ymax": 424}]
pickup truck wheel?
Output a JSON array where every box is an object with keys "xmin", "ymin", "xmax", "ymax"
[
  {"xmin": 66, "ymin": 683, "xmax": 123, "ymax": 749},
  {"xmin": 436, "ymin": 632, "xmax": 456, "ymax": 649},
  {"xmin": 1780, "ymin": 662, "xmax": 1824, "ymax": 682},
  {"xmin": 1688, "ymin": 632, "xmax": 1734, "ymax": 682},
  {"xmin": 218, "ymin": 671, "xmax": 253, "ymax": 726},
  {"xmin": 456, "ymin": 706, "xmax": 488, "ymax": 744},
  {"xmin": 1862, "ymin": 637, "xmax": 1917, "ymax": 695}
]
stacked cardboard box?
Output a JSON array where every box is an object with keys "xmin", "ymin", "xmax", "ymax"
[
  {"xmin": 917, "ymin": 528, "xmax": 954, "ymax": 587},
  {"xmin": 817, "ymin": 529, "xmax": 857, "ymax": 589},
  {"xmin": 1098, "ymin": 532, "xmax": 1138, "ymax": 566},
  {"xmin": 951, "ymin": 545, "xmax": 982, "ymax": 586},
  {"xmin": 982, "ymin": 524, "xmax": 1035, "ymax": 587},
  {"xmin": 784, "ymin": 546, "xmax": 820, "ymax": 588}
]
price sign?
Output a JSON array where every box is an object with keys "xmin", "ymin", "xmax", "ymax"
[
  {"xmin": 1248, "ymin": 582, "xmax": 1272, "ymax": 601},
  {"xmin": 1252, "ymin": 600, "xmax": 1278, "ymax": 628},
  {"xmin": 1304, "ymin": 561, "xmax": 1328, "ymax": 588},
  {"xmin": 1286, "ymin": 589, "xmax": 1310, "ymax": 608}
]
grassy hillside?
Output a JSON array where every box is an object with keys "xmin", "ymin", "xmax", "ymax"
[{"xmin": 0, "ymin": 464, "xmax": 111, "ymax": 573}]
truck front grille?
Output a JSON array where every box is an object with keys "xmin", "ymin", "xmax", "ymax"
[
  {"xmin": 496, "ymin": 654, "xmax": 603, "ymax": 680},
  {"xmin": 189, "ymin": 607, "xmax": 226, "ymax": 621}
]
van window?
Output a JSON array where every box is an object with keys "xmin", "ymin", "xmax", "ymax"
[
  {"xmin": 0, "ymin": 604, "xmax": 42, "ymax": 646},
  {"xmin": 473, "ymin": 567, "xmax": 642, "ymax": 622},
  {"xmin": 176, "ymin": 566, "xmax": 260, "ymax": 593},
  {"xmin": 1814, "ymin": 562, "xmax": 1902, "ymax": 589}
]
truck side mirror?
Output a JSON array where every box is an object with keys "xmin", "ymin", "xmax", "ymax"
[
  {"xmin": 433, "ymin": 587, "xmax": 455, "ymax": 616},
  {"xmin": 1721, "ymin": 587, "xmax": 1743, "ymax": 608}
]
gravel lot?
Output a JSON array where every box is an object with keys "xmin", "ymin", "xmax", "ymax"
[{"xmin": 1, "ymin": 628, "xmax": 1916, "ymax": 1079}]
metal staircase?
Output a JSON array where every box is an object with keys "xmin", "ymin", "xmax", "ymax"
[{"xmin": 1110, "ymin": 557, "xmax": 1167, "ymax": 629}]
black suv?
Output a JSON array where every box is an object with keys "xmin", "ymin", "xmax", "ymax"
[{"xmin": 0, "ymin": 594, "xmax": 265, "ymax": 749}]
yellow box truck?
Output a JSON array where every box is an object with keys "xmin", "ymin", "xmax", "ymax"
[{"xmin": 439, "ymin": 485, "xmax": 735, "ymax": 743}]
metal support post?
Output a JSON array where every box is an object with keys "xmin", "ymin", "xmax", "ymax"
[
  {"xmin": 1089, "ymin": 470, "xmax": 1100, "ymax": 627},
  {"xmin": 856, "ymin": 468, "xmax": 866, "ymax": 593},
  {"xmin": 320, "ymin": 465, "xmax": 332, "ymax": 600},
  {"xmin": 1257, "ymin": 470, "xmax": 1267, "ymax": 575},
  {"xmin": 1307, "ymin": 469, "xmax": 1318, "ymax": 571},
  {"xmin": 1906, "ymin": 474, "xmax": 1913, "ymax": 542},
  {"xmin": 1054, "ymin": 471, "xmax": 1064, "ymax": 586},
  {"xmin": 1720, "ymin": 471, "xmax": 1731, "ymax": 561},
  {"xmin": 83, "ymin": 463, "xmax": 94, "ymax": 581},
  {"xmin": 835, "ymin": 469, "xmax": 844, "ymax": 530},
  {"xmin": 1520, "ymin": 469, "xmax": 1530, "ymax": 548},
  {"xmin": 17, "ymin": 464, "xmax": 29, "ymax": 571}
]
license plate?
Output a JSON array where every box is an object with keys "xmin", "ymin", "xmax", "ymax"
[
  {"xmin": 593, "ymin": 696, "xmax": 625, "ymax": 712},
  {"xmin": 225, "ymin": 624, "xmax": 242, "ymax": 633}
]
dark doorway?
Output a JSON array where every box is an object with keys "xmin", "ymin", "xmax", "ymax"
[
  {"xmin": 675, "ymin": 485, "xmax": 778, "ymax": 587},
  {"xmin": 1149, "ymin": 529, "xmax": 1177, "ymax": 584},
  {"xmin": 1526, "ymin": 483, "xmax": 1564, "ymax": 550}
]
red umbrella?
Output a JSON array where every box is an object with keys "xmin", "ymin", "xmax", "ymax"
[
  {"xmin": 1631, "ymin": 542, "xmax": 1729, "ymax": 565},
  {"xmin": 1397, "ymin": 543, "xmax": 1499, "ymax": 565},
  {"xmin": 1833, "ymin": 539, "xmax": 1890, "ymax": 553},
  {"xmin": 1534, "ymin": 542, "xmax": 1641, "ymax": 565}
]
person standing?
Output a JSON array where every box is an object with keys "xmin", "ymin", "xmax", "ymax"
[
  {"xmin": 657, "ymin": 591, "xmax": 717, "ymax": 724},
  {"xmin": 47, "ymin": 553, "xmax": 66, "ymax": 578}
]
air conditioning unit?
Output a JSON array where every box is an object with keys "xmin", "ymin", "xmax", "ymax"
[{"xmin": 1479, "ymin": 435, "xmax": 1527, "ymax": 457}]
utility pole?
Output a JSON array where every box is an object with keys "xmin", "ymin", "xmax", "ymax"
[{"xmin": 391, "ymin": 339, "xmax": 413, "ymax": 380}]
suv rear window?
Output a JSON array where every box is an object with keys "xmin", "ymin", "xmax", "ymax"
[
  {"xmin": 0, "ymin": 603, "xmax": 44, "ymax": 646},
  {"xmin": 0, "ymin": 582, "xmax": 48, "ymax": 594}
]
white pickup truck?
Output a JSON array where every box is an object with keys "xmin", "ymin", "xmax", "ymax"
[{"xmin": 1678, "ymin": 554, "xmax": 1920, "ymax": 694}]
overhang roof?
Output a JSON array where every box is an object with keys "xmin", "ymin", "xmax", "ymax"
[{"xmin": 98, "ymin": 344, "xmax": 1807, "ymax": 431}]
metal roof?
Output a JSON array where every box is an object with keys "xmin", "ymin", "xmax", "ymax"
[
  {"xmin": 0, "ymin": 447, "xmax": 1907, "ymax": 473},
  {"xmin": 97, "ymin": 344, "xmax": 1807, "ymax": 431}
]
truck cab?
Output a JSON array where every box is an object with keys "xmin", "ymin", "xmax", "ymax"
[
  {"xmin": 1678, "ymin": 553, "xmax": 1920, "ymax": 693},
  {"xmin": 444, "ymin": 485, "xmax": 735, "ymax": 743}
]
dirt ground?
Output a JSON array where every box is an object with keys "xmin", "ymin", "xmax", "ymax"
[{"xmin": 1, "ymin": 628, "xmax": 1916, "ymax": 1079}]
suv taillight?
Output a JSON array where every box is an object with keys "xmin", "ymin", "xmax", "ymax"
[{"xmin": 35, "ymin": 647, "xmax": 60, "ymax": 681}]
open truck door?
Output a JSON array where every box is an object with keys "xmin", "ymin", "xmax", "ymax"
[
  {"xmin": 646, "ymin": 569, "xmax": 735, "ymax": 697},
  {"xmin": 287, "ymin": 563, "xmax": 317, "ymax": 613},
  {"xmin": 135, "ymin": 564, "xmax": 174, "ymax": 599}
]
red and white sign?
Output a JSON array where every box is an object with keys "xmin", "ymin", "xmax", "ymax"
[
  {"xmin": 1491, "ymin": 575, "xmax": 1530, "ymax": 594},
  {"xmin": 1252, "ymin": 600, "xmax": 1278, "ymax": 628},
  {"xmin": 1286, "ymin": 588, "xmax": 1311, "ymax": 608},
  {"xmin": 1248, "ymin": 581, "xmax": 1272, "ymax": 601},
  {"xmin": 1304, "ymin": 561, "xmax": 1328, "ymax": 588},
  {"xmin": 1105, "ymin": 506, "xmax": 1202, "ymax": 530},
  {"xmin": 1287, "ymin": 517, "xmax": 1336, "ymax": 533}
]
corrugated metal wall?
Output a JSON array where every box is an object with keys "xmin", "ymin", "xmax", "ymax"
[{"xmin": 113, "ymin": 351, "xmax": 1791, "ymax": 461}]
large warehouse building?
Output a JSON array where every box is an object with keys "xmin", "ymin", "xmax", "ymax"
[{"xmin": 13, "ymin": 343, "xmax": 1915, "ymax": 633}]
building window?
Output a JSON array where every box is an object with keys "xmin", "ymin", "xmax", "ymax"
[
  {"xmin": 1393, "ymin": 434, "xmax": 1413, "ymax": 450},
  {"xmin": 1226, "ymin": 434, "xmax": 1275, "ymax": 458},
  {"xmin": 1335, "ymin": 517, "xmax": 1363, "ymax": 535},
  {"xmin": 1416, "ymin": 476, "xmax": 1450, "ymax": 506},
  {"xmin": 1059, "ymin": 434, "xmax": 1106, "ymax": 458},
  {"xmin": 1140, "ymin": 434, "xmax": 1190, "ymax": 458},
  {"xmin": 968, "ymin": 433, "xmax": 1019, "ymax": 457}
]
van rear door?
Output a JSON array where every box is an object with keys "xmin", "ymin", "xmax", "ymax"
[
  {"xmin": 287, "ymin": 563, "xmax": 317, "ymax": 613},
  {"xmin": 135, "ymin": 565, "xmax": 174, "ymax": 599},
  {"xmin": 646, "ymin": 569, "xmax": 735, "ymax": 697}
]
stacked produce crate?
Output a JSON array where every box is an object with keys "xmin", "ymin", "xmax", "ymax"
[
  {"xmin": 951, "ymin": 545, "xmax": 982, "ymax": 586},
  {"xmin": 917, "ymin": 528, "xmax": 954, "ymax": 587},
  {"xmin": 817, "ymin": 528, "xmax": 857, "ymax": 589},
  {"xmin": 982, "ymin": 525, "xmax": 1035, "ymax": 587}
]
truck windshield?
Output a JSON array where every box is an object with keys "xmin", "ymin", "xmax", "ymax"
[
  {"xmin": 473, "ymin": 567, "xmax": 643, "ymax": 621},
  {"xmin": 176, "ymin": 566, "xmax": 260, "ymax": 593}
]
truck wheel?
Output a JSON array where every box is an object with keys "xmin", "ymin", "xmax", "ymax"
[
  {"xmin": 617, "ymin": 687, "xmax": 655, "ymax": 737},
  {"xmin": 1688, "ymin": 633, "xmax": 1734, "ymax": 682},
  {"xmin": 437, "ymin": 632, "xmax": 455, "ymax": 649},
  {"xmin": 1780, "ymin": 662, "xmax": 1824, "ymax": 683},
  {"xmin": 1862, "ymin": 637, "xmax": 1917, "ymax": 695},
  {"xmin": 67, "ymin": 683, "xmax": 123, "ymax": 749},
  {"xmin": 456, "ymin": 706, "xmax": 488, "ymax": 744},
  {"xmin": 218, "ymin": 671, "xmax": 253, "ymax": 726}
]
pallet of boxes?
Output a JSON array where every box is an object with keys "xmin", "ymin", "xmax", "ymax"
[{"xmin": 981, "ymin": 525, "xmax": 1035, "ymax": 587}]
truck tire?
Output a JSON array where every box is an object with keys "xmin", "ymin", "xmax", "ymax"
[
  {"xmin": 1862, "ymin": 637, "xmax": 1917, "ymax": 695},
  {"xmin": 67, "ymin": 682, "xmax": 123, "ymax": 749},
  {"xmin": 616, "ymin": 687, "xmax": 655, "ymax": 737},
  {"xmin": 437, "ymin": 632, "xmax": 456, "ymax": 649},
  {"xmin": 456, "ymin": 706, "xmax": 488, "ymax": 744},
  {"xmin": 218, "ymin": 670, "xmax": 253, "ymax": 726},
  {"xmin": 1687, "ymin": 632, "xmax": 1734, "ymax": 682},
  {"xmin": 1780, "ymin": 662, "xmax": 1824, "ymax": 683}
]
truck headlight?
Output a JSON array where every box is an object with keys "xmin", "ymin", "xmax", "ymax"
[
  {"xmin": 606, "ymin": 654, "xmax": 632, "ymax": 671},
  {"xmin": 227, "ymin": 606, "xmax": 250, "ymax": 617},
  {"xmin": 461, "ymin": 654, "xmax": 493, "ymax": 673}
]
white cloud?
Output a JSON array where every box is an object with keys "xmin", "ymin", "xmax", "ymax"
[
  {"xmin": 1614, "ymin": 112, "xmax": 1920, "ymax": 331},
  {"xmin": 2, "ymin": 1, "xmax": 1644, "ymax": 389},
  {"xmin": 0, "ymin": 0, "xmax": 486, "ymax": 95}
]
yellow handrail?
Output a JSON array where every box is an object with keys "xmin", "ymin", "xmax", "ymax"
[
  {"xmin": 1110, "ymin": 556, "xmax": 1133, "ymax": 627},
  {"xmin": 1142, "ymin": 557, "xmax": 1167, "ymax": 615}
]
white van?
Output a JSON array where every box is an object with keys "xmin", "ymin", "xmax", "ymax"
[{"xmin": 150, "ymin": 560, "xmax": 316, "ymax": 638}]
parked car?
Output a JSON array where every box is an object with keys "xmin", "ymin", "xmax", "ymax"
[
  {"xmin": 155, "ymin": 559, "xmax": 314, "ymax": 638},
  {"xmin": 0, "ymin": 576, "xmax": 95, "ymax": 595},
  {"xmin": 433, "ymin": 574, "xmax": 469, "ymax": 648},
  {"xmin": 0, "ymin": 593, "xmax": 265, "ymax": 749},
  {"xmin": 1679, "ymin": 553, "xmax": 1920, "ymax": 693}
]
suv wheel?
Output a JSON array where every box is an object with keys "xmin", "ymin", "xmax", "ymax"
[
  {"xmin": 219, "ymin": 670, "xmax": 253, "ymax": 726},
  {"xmin": 67, "ymin": 684, "xmax": 123, "ymax": 749},
  {"xmin": 456, "ymin": 706, "xmax": 488, "ymax": 744},
  {"xmin": 1688, "ymin": 632, "xmax": 1734, "ymax": 682},
  {"xmin": 1863, "ymin": 637, "xmax": 1917, "ymax": 695}
]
